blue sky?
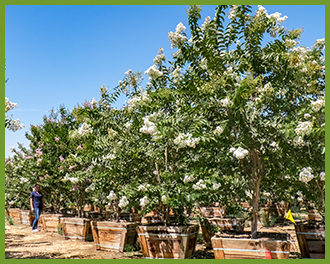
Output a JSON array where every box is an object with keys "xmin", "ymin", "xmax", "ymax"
[{"xmin": 5, "ymin": 5, "xmax": 325, "ymax": 157}]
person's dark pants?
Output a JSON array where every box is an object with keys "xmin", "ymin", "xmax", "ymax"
[{"xmin": 32, "ymin": 208, "xmax": 40, "ymax": 230}]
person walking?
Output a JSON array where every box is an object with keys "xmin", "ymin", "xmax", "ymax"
[{"xmin": 30, "ymin": 183, "xmax": 44, "ymax": 232}]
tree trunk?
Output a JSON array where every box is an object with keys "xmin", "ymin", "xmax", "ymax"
[{"xmin": 250, "ymin": 149, "xmax": 262, "ymax": 236}]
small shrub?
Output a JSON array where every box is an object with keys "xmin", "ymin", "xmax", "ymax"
[{"xmin": 6, "ymin": 216, "xmax": 15, "ymax": 225}]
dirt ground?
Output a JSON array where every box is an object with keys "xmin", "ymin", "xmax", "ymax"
[{"xmin": 5, "ymin": 219, "xmax": 301, "ymax": 259}]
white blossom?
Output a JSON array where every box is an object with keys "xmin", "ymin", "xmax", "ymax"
[
  {"xmin": 192, "ymin": 179, "xmax": 207, "ymax": 190},
  {"xmin": 183, "ymin": 175, "xmax": 195, "ymax": 183},
  {"xmin": 214, "ymin": 126, "xmax": 224, "ymax": 135},
  {"xmin": 85, "ymin": 183, "xmax": 95, "ymax": 192},
  {"xmin": 320, "ymin": 171, "xmax": 325, "ymax": 181},
  {"xmin": 145, "ymin": 65, "xmax": 163, "ymax": 81},
  {"xmin": 90, "ymin": 98, "xmax": 97, "ymax": 106},
  {"xmin": 220, "ymin": 97, "xmax": 232, "ymax": 108},
  {"xmin": 313, "ymin": 38, "xmax": 325, "ymax": 50},
  {"xmin": 228, "ymin": 5, "xmax": 239, "ymax": 20},
  {"xmin": 140, "ymin": 115, "xmax": 159, "ymax": 135},
  {"xmin": 212, "ymin": 183, "xmax": 221, "ymax": 190},
  {"xmin": 138, "ymin": 184, "xmax": 147, "ymax": 192},
  {"xmin": 161, "ymin": 195, "xmax": 169, "ymax": 204},
  {"xmin": 311, "ymin": 98, "xmax": 325, "ymax": 112},
  {"xmin": 233, "ymin": 147, "xmax": 249, "ymax": 160},
  {"xmin": 118, "ymin": 196, "xmax": 129, "ymax": 208},
  {"xmin": 201, "ymin": 16, "xmax": 211, "ymax": 30},
  {"xmin": 153, "ymin": 48, "xmax": 166, "ymax": 65},
  {"xmin": 107, "ymin": 190, "xmax": 117, "ymax": 201},
  {"xmin": 126, "ymin": 91, "xmax": 151, "ymax": 112},
  {"xmin": 168, "ymin": 22, "xmax": 188, "ymax": 49},
  {"xmin": 299, "ymin": 167, "xmax": 314, "ymax": 183},
  {"xmin": 304, "ymin": 113, "xmax": 311, "ymax": 119},
  {"xmin": 140, "ymin": 196, "xmax": 150, "ymax": 207},
  {"xmin": 295, "ymin": 121, "xmax": 313, "ymax": 136},
  {"xmin": 174, "ymin": 133, "xmax": 200, "ymax": 149}
]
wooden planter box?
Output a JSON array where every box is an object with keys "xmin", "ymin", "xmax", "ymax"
[
  {"xmin": 307, "ymin": 210, "xmax": 323, "ymax": 221},
  {"xmin": 42, "ymin": 214, "xmax": 64, "ymax": 232},
  {"xmin": 136, "ymin": 224, "xmax": 199, "ymax": 259},
  {"xmin": 9, "ymin": 208, "xmax": 21, "ymax": 223},
  {"xmin": 201, "ymin": 218, "xmax": 245, "ymax": 248},
  {"xmin": 295, "ymin": 222, "xmax": 325, "ymax": 259},
  {"xmin": 211, "ymin": 231, "xmax": 290, "ymax": 259},
  {"xmin": 20, "ymin": 210, "xmax": 33, "ymax": 225},
  {"xmin": 91, "ymin": 221, "xmax": 139, "ymax": 252},
  {"xmin": 60, "ymin": 217, "xmax": 93, "ymax": 241},
  {"xmin": 198, "ymin": 207, "xmax": 226, "ymax": 218}
]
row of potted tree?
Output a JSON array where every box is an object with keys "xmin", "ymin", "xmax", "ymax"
[{"xmin": 5, "ymin": 5, "xmax": 325, "ymax": 259}]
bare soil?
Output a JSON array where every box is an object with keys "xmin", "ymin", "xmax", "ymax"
[{"xmin": 5, "ymin": 219, "xmax": 301, "ymax": 259}]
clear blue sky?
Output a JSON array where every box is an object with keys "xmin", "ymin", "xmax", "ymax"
[{"xmin": 5, "ymin": 5, "xmax": 325, "ymax": 158}]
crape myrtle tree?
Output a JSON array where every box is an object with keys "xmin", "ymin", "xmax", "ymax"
[
  {"xmin": 24, "ymin": 107, "xmax": 78, "ymax": 213},
  {"xmin": 5, "ymin": 144, "xmax": 35, "ymax": 211},
  {"xmin": 155, "ymin": 5, "xmax": 325, "ymax": 233}
]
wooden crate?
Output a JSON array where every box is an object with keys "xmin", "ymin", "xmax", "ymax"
[
  {"xmin": 42, "ymin": 214, "xmax": 63, "ymax": 232},
  {"xmin": 61, "ymin": 217, "xmax": 93, "ymax": 241},
  {"xmin": 295, "ymin": 223, "xmax": 325, "ymax": 259},
  {"xmin": 307, "ymin": 210, "xmax": 323, "ymax": 221},
  {"xmin": 201, "ymin": 218, "xmax": 245, "ymax": 248},
  {"xmin": 20, "ymin": 210, "xmax": 33, "ymax": 225},
  {"xmin": 91, "ymin": 221, "xmax": 139, "ymax": 252},
  {"xmin": 136, "ymin": 224, "xmax": 199, "ymax": 259},
  {"xmin": 211, "ymin": 234, "xmax": 290, "ymax": 259},
  {"xmin": 9, "ymin": 208, "xmax": 21, "ymax": 222}
]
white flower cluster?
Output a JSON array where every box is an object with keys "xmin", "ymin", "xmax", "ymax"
[
  {"xmin": 139, "ymin": 196, "xmax": 150, "ymax": 207},
  {"xmin": 183, "ymin": 175, "xmax": 195, "ymax": 183},
  {"xmin": 256, "ymin": 5, "xmax": 288, "ymax": 24},
  {"xmin": 168, "ymin": 22, "xmax": 188, "ymax": 49},
  {"xmin": 299, "ymin": 167, "xmax": 314, "ymax": 183},
  {"xmin": 170, "ymin": 66, "xmax": 181, "ymax": 82},
  {"xmin": 63, "ymin": 174, "xmax": 79, "ymax": 184},
  {"xmin": 6, "ymin": 119, "xmax": 25, "ymax": 132},
  {"xmin": 295, "ymin": 121, "xmax": 313, "ymax": 136},
  {"xmin": 153, "ymin": 48, "xmax": 166, "ymax": 65},
  {"xmin": 313, "ymin": 38, "xmax": 325, "ymax": 50},
  {"xmin": 118, "ymin": 196, "xmax": 129, "ymax": 208},
  {"xmin": 90, "ymin": 98, "xmax": 97, "ymax": 106},
  {"xmin": 5, "ymin": 97, "xmax": 17, "ymax": 112},
  {"xmin": 192, "ymin": 179, "xmax": 207, "ymax": 190},
  {"xmin": 230, "ymin": 146, "xmax": 249, "ymax": 160},
  {"xmin": 294, "ymin": 136, "xmax": 305, "ymax": 147},
  {"xmin": 214, "ymin": 126, "xmax": 224, "ymax": 135},
  {"xmin": 311, "ymin": 97, "xmax": 325, "ymax": 112},
  {"xmin": 70, "ymin": 122, "xmax": 93, "ymax": 138},
  {"xmin": 174, "ymin": 133, "xmax": 200, "ymax": 149},
  {"xmin": 270, "ymin": 141, "xmax": 279, "ymax": 150},
  {"xmin": 126, "ymin": 91, "xmax": 151, "ymax": 112},
  {"xmin": 320, "ymin": 171, "xmax": 325, "ymax": 181},
  {"xmin": 291, "ymin": 46, "xmax": 310, "ymax": 57},
  {"xmin": 140, "ymin": 115, "xmax": 158, "ymax": 135},
  {"xmin": 161, "ymin": 195, "xmax": 169, "ymax": 204},
  {"xmin": 212, "ymin": 183, "xmax": 221, "ymax": 190},
  {"xmin": 200, "ymin": 58, "xmax": 208, "ymax": 70},
  {"xmin": 138, "ymin": 184, "xmax": 150, "ymax": 192},
  {"xmin": 85, "ymin": 183, "xmax": 95, "ymax": 192},
  {"xmin": 5, "ymin": 97, "xmax": 25, "ymax": 131},
  {"xmin": 144, "ymin": 64, "xmax": 163, "ymax": 82},
  {"xmin": 107, "ymin": 190, "xmax": 117, "ymax": 201},
  {"xmin": 100, "ymin": 84, "xmax": 108, "ymax": 95},
  {"xmin": 201, "ymin": 16, "xmax": 211, "ymax": 30},
  {"xmin": 220, "ymin": 97, "xmax": 232, "ymax": 108},
  {"xmin": 228, "ymin": 5, "xmax": 239, "ymax": 20}
]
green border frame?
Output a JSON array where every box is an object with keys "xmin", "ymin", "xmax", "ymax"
[{"xmin": 3, "ymin": 1, "xmax": 327, "ymax": 263}]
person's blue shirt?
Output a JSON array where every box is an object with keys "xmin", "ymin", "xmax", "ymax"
[{"xmin": 30, "ymin": 190, "xmax": 43, "ymax": 209}]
